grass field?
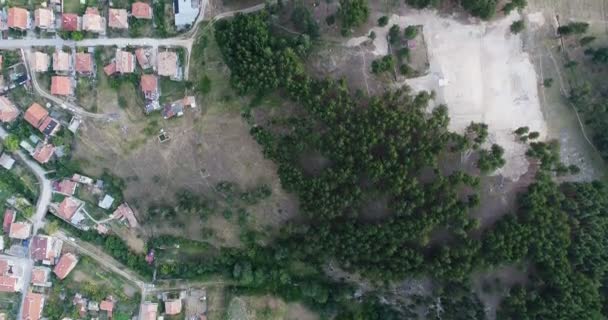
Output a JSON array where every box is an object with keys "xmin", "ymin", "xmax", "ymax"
[{"xmin": 62, "ymin": 0, "xmax": 82, "ymax": 13}]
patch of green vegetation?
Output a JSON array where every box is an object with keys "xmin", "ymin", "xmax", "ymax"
[
  {"xmin": 62, "ymin": 0, "xmax": 82, "ymax": 13},
  {"xmin": 159, "ymin": 78, "xmax": 187, "ymax": 104}
]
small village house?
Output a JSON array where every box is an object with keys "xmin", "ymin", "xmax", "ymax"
[
  {"xmin": 0, "ymin": 154, "xmax": 15, "ymax": 170},
  {"xmin": 31, "ymin": 235, "xmax": 63, "ymax": 265},
  {"xmin": 30, "ymin": 266, "xmax": 52, "ymax": 287},
  {"xmin": 34, "ymin": 8, "xmax": 54, "ymax": 29},
  {"xmin": 173, "ymin": 0, "xmax": 199, "ymax": 28},
  {"xmin": 2, "ymin": 209, "xmax": 14, "ymax": 233},
  {"xmin": 32, "ymin": 142, "xmax": 55, "ymax": 164},
  {"xmin": 0, "ymin": 96, "xmax": 19, "ymax": 123},
  {"xmin": 53, "ymin": 179, "xmax": 78, "ymax": 196},
  {"xmin": 82, "ymin": 7, "xmax": 104, "ymax": 33},
  {"xmin": 98, "ymin": 194, "xmax": 114, "ymax": 210},
  {"xmin": 7, "ymin": 7, "xmax": 29, "ymax": 30},
  {"xmin": 0, "ymin": 258, "xmax": 22, "ymax": 292},
  {"xmin": 140, "ymin": 302, "xmax": 157, "ymax": 320},
  {"xmin": 52, "ymin": 50, "xmax": 70, "ymax": 73},
  {"xmin": 51, "ymin": 76, "xmax": 72, "ymax": 96},
  {"xmin": 135, "ymin": 47, "xmax": 152, "ymax": 69},
  {"xmin": 9, "ymin": 221, "xmax": 32, "ymax": 239},
  {"xmin": 56, "ymin": 197, "xmax": 83, "ymax": 221},
  {"xmin": 165, "ymin": 299, "xmax": 182, "ymax": 315},
  {"xmin": 75, "ymin": 52, "xmax": 94, "ymax": 74},
  {"xmin": 112, "ymin": 203, "xmax": 138, "ymax": 228},
  {"xmin": 140, "ymin": 74, "xmax": 158, "ymax": 100},
  {"xmin": 22, "ymin": 292, "xmax": 45, "ymax": 320},
  {"xmin": 132, "ymin": 2, "xmax": 153, "ymax": 19},
  {"xmin": 108, "ymin": 8, "xmax": 128, "ymax": 29},
  {"xmin": 157, "ymin": 51, "xmax": 180, "ymax": 78},
  {"xmin": 53, "ymin": 253, "xmax": 79, "ymax": 279},
  {"xmin": 24, "ymin": 103, "xmax": 60, "ymax": 136},
  {"xmin": 61, "ymin": 13, "xmax": 79, "ymax": 31},
  {"xmin": 31, "ymin": 52, "xmax": 50, "ymax": 72}
]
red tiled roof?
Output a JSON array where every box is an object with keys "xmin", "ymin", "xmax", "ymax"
[
  {"xmin": 9, "ymin": 221, "xmax": 31, "ymax": 239},
  {"xmin": 2, "ymin": 210, "xmax": 14, "ymax": 234},
  {"xmin": 140, "ymin": 302, "xmax": 157, "ymax": 320},
  {"xmin": 75, "ymin": 52, "xmax": 93, "ymax": 73},
  {"xmin": 100, "ymin": 300, "xmax": 114, "ymax": 312},
  {"xmin": 7, "ymin": 7, "xmax": 28, "ymax": 30},
  {"xmin": 57, "ymin": 197, "xmax": 81, "ymax": 220},
  {"xmin": 24, "ymin": 103, "xmax": 49, "ymax": 128},
  {"xmin": 103, "ymin": 62, "xmax": 116, "ymax": 76},
  {"xmin": 56, "ymin": 179, "xmax": 77, "ymax": 195},
  {"xmin": 132, "ymin": 2, "xmax": 152, "ymax": 19},
  {"xmin": 140, "ymin": 74, "xmax": 157, "ymax": 92},
  {"xmin": 83, "ymin": 7, "xmax": 103, "ymax": 32},
  {"xmin": 34, "ymin": 8, "xmax": 54, "ymax": 29},
  {"xmin": 51, "ymin": 76, "xmax": 72, "ymax": 96},
  {"xmin": 165, "ymin": 299, "xmax": 182, "ymax": 315},
  {"xmin": 113, "ymin": 203, "xmax": 138, "ymax": 228},
  {"xmin": 108, "ymin": 8, "xmax": 128, "ymax": 29},
  {"xmin": 33, "ymin": 143, "xmax": 54, "ymax": 164},
  {"xmin": 62, "ymin": 13, "xmax": 78, "ymax": 31},
  {"xmin": 22, "ymin": 292, "xmax": 44, "ymax": 320},
  {"xmin": 135, "ymin": 48, "xmax": 151, "ymax": 69},
  {"xmin": 53, "ymin": 253, "xmax": 78, "ymax": 279},
  {"xmin": 0, "ymin": 276, "xmax": 17, "ymax": 292},
  {"xmin": 31, "ymin": 268, "xmax": 48, "ymax": 285},
  {"xmin": 30, "ymin": 235, "xmax": 49, "ymax": 261},
  {"xmin": 0, "ymin": 260, "xmax": 8, "ymax": 275},
  {"xmin": 0, "ymin": 96, "xmax": 19, "ymax": 122}
]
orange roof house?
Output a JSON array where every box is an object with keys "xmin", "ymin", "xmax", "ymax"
[
  {"xmin": 140, "ymin": 74, "xmax": 158, "ymax": 100},
  {"xmin": 31, "ymin": 52, "xmax": 49, "ymax": 72},
  {"xmin": 112, "ymin": 203, "xmax": 139, "ymax": 228},
  {"xmin": 108, "ymin": 8, "xmax": 128, "ymax": 29},
  {"xmin": 100, "ymin": 299, "xmax": 114, "ymax": 316},
  {"xmin": 157, "ymin": 51, "xmax": 178, "ymax": 78},
  {"xmin": 135, "ymin": 48, "xmax": 152, "ymax": 69},
  {"xmin": 30, "ymin": 267, "xmax": 51, "ymax": 287},
  {"xmin": 82, "ymin": 7, "xmax": 104, "ymax": 33},
  {"xmin": 3, "ymin": 210, "xmax": 14, "ymax": 233},
  {"xmin": 7, "ymin": 7, "xmax": 29, "ymax": 30},
  {"xmin": 52, "ymin": 50, "xmax": 70, "ymax": 72},
  {"xmin": 140, "ymin": 302, "xmax": 157, "ymax": 320},
  {"xmin": 57, "ymin": 197, "xmax": 82, "ymax": 220},
  {"xmin": 165, "ymin": 299, "xmax": 182, "ymax": 315},
  {"xmin": 22, "ymin": 292, "xmax": 45, "ymax": 320},
  {"xmin": 51, "ymin": 76, "xmax": 72, "ymax": 96},
  {"xmin": 32, "ymin": 143, "xmax": 55, "ymax": 164},
  {"xmin": 54, "ymin": 179, "xmax": 77, "ymax": 196},
  {"xmin": 115, "ymin": 49, "xmax": 135, "ymax": 73},
  {"xmin": 53, "ymin": 253, "xmax": 78, "ymax": 279},
  {"xmin": 132, "ymin": 2, "xmax": 153, "ymax": 19},
  {"xmin": 24, "ymin": 103, "xmax": 49, "ymax": 128},
  {"xmin": 103, "ymin": 62, "xmax": 116, "ymax": 76},
  {"xmin": 0, "ymin": 97, "xmax": 19, "ymax": 122},
  {"xmin": 34, "ymin": 8, "xmax": 54, "ymax": 29},
  {"xmin": 75, "ymin": 52, "xmax": 93, "ymax": 74},
  {"xmin": 9, "ymin": 221, "xmax": 31, "ymax": 239},
  {"xmin": 62, "ymin": 13, "xmax": 79, "ymax": 31}
]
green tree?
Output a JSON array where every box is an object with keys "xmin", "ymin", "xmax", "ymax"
[
  {"xmin": 3, "ymin": 134, "xmax": 19, "ymax": 152},
  {"xmin": 338, "ymin": 0, "xmax": 369, "ymax": 34},
  {"xmin": 388, "ymin": 24, "xmax": 401, "ymax": 44},
  {"xmin": 510, "ymin": 20, "xmax": 525, "ymax": 34},
  {"xmin": 404, "ymin": 25, "xmax": 418, "ymax": 39},
  {"xmin": 377, "ymin": 16, "xmax": 388, "ymax": 26}
]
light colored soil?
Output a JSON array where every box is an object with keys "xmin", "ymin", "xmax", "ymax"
[
  {"xmin": 348, "ymin": 10, "xmax": 547, "ymax": 181},
  {"xmin": 226, "ymin": 295, "xmax": 319, "ymax": 320}
]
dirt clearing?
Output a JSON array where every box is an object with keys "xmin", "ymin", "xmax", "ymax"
[{"xmin": 346, "ymin": 10, "xmax": 547, "ymax": 181}]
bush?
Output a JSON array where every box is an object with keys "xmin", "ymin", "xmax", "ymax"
[
  {"xmin": 404, "ymin": 25, "xmax": 418, "ymax": 39},
  {"xmin": 557, "ymin": 22, "xmax": 589, "ymax": 36},
  {"xmin": 388, "ymin": 24, "xmax": 401, "ymax": 44},
  {"xmin": 510, "ymin": 20, "xmax": 525, "ymax": 34},
  {"xmin": 580, "ymin": 36, "xmax": 596, "ymax": 46},
  {"xmin": 371, "ymin": 55, "xmax": 394, "ymax": 74},
  {"xmin": 377, "ymin": 16, "xmax": 388, "ymax": 27},
  {"xmin": 543, "ymin": 78, "xmax": 553, "ymax": 88}
]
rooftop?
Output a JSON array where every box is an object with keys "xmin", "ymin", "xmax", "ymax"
[
  {"xmin": 2, "ymin": 209, "xmax": 14, "ymax": 233},
  {"xmin": 24, "ymin": 103, "xmax": 49, "ymax": 128},
  {"xmin": 51, "ymin": 76, "xmax": 72, "ymax": 96},
  {"xmin": 0, "ymin": 153, "xmax": 15, "ymax": 170},
  {"xmin": 62, "ymin": 13, "xmax": 79, "ymax": 31},
  {"xmin": 33, "ymin": 143, "xmax": 55, "ymax": 164},
  {"xmin": 22, "ymin": 292, "xmax": 45, "ymax": 320},
  {"xmin": 53, "ymin": 253, "xmax": 78, "ymax": 279},
  {"xmin": 112, "ymin": 203, "xmax": 138, "ymax": 228},
  {"xmin": 9, "ymin": 221, "xmax": 31, "ymax": 239},
  {"xmin": 31, "ymin": 52, "xmax": 50, "ymax": 72},
  {"xmin": 132, "ymin": 2, "xmax": 153, "ymax": 19},
  {"xmin": 98, "ymin": 194, "xmax": 114, "ymax": 210},
  {"xmin": 140, "ymin": 74, "xmax": 158, "ymax": 93},
  {"xmin": 75, "ymin": 52, "xmax": 93, "ymax": 74},
  {"xmin": 34, "ymin": 8, "xmax": 54, "ymax": 29},
  {"xmin": 174, "ymin": 0, "xmax": 199, "ymax": 27},
  {"xmin": 157, "ymin": 51, "xmax": 178, "ymax": 77},
  {"xmin": 115, "ymin": 49, "xmax": 135, "ymax": 73},
  {"xmin": 108, "ymin": 8, "xmax": 128, "ymax": 29},
  {"xmin": 57, "ymin": 197, "xmax": 82, "ymax": 220},
  {"xmin": 53, "ymin": 51, "xmax": 70, "ymax": 72},
  {"xmin": 31, "ymin": 267, "xmax": 50, "ymax": 286},
  {"xmin": 83, "ymin": 7, "xmax": 104, "ymax": 32},
  {"xmin": 0, "ymin": 96, "xmax": 19, "ymax": 122},
  {"xmin": 8, "ymin": 7, "xmax": 29, "ymax": 30},
  {"xmin": 135, "ymin": 48, "xmax": 152, "ymax": 69},
  {"xmin": 55, "ymin": 179, "xmax": 77, "ymax": 196},
  {"xmin": 140, "ymin": 302, "xmax": 157, "ymax": 320},
  {"xmin": 165, "ymin": 299, "xmax": 182, "ymax": 315}
]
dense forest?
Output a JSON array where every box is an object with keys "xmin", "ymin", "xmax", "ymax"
[{"xmin": 194, "ymin": 11, "xmax": 608, "ymax": 318}]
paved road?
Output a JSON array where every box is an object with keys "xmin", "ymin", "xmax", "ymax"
[{"xmin": 0, "ymin": 127, "xmax": 52, "ymax": 319}]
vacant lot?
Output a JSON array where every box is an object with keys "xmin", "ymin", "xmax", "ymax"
[
  {"xmin": 71, "ymin": 27, "xmax": 298, "ymax": 247},
  {"xmin": 226, "ymin": 295, "xmax": 318, "ymax": 320}
]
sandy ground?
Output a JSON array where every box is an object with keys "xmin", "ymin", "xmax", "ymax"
[{"xmin": 348, "ymin": 10, "xmax": 547, "ymax": 181}]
